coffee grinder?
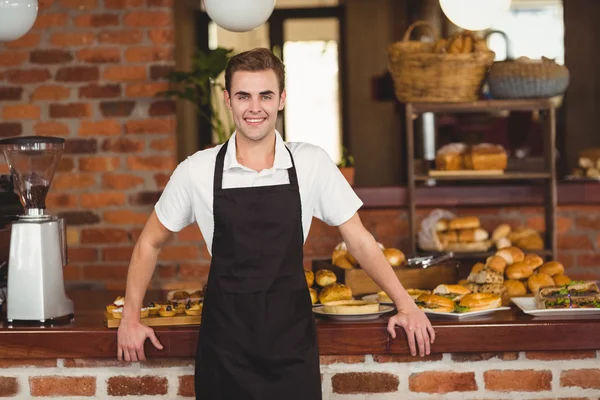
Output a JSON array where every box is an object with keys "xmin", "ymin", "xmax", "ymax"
[{"xmin": 0, "ymin": 136, "xmax": 73, "ymax": 323}]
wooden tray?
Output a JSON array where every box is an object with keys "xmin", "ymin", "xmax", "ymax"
[
  {"xmin": 104, "ymin": 312, "xmax": 201, "ymax": 329},
  {"xmin": 428, "ymin": 169, "xmax": 504, "ymax": 177}
]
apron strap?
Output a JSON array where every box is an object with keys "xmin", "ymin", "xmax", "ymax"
[{"xmin": 285, "ymin": 146, "xmax": 298, "ymax": 185}]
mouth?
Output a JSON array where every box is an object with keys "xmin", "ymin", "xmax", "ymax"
[{"xmin": 244, "ymin": 117, "xmax": 266, "ymax": 126}]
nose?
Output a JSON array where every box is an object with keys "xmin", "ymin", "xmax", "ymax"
[{"xmin": 249, "ymin": 97, "xmax": 261, "ymax": 112}]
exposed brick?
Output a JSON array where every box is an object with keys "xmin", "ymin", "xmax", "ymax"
[
  {"xmin": 58, "ymin": 211, "xmax": 101, "ymax": 226},
  {"xmin": 2, "ymin": 104, "xmax": 40, "ymax": 120},
  {"xmin": 33, "ymin": 13, "xmax": 69, "ymax": 29},
  {"xmin": 63, "ymin": 265, "xmax": 82, "ymax": 281},
  {"xmin": 79, "ymin": 120, "xmax": 121, "ymax": 136},
  {"xmin": 178, "ymin": 224, "xmax": 202, "ymax": 242},
  {"xmin": 527, "ymin": 215, "xmax": 572, "ymax": 234},
  {"xmin": 67, "ymin": 228, "xmax": 80, "ymax": 245},
  {"xmin": 409, "ymin": 371, "xmax": 476, "ymax": 394},
  {"xmin": 154, "ymin": 172, "xmax": 170, "ymax": 189},
  {"xmin": 29, "ymin": 376, "xmax": 96, "ymax": 396},
  {"xmin": 149, "ymin": 65, "xmax": 173, "ymax": 80},
  {"xmin": 30, "ymin": 49, "xmax": 74, "ymax": 64},
  {"xmin": 39, "ymin": 0, "xmax": 55, "ymax": 9},
  {"xmin": 58, "ymin": 157, "xmax": 76, "ymax": 172},
  {"xmin": 102, "ymin": 173, "xmax": 145, "ymax": 189},
  {"xmin": 100, "ymin": 101, "xmax": 136, "ymax": 117},
  {"xmin": 76, "ymin": 48, "xmax": 121, "ymax": 63},
  {"xmin": 107, "ymin": 376, "xmax": 168, "ymax": 396},
  {"xmin": 179, "ymin": 263, "xmax": 210, "ymax": 280},
  {"xmin": 104, "ymin": 210, "xmax": 148, "ymax": 225},
  {"xmin": 79, "ymin": 83, "xmax": 121, "ymax": 99},
  {"xmin": 5, "ymin": 32, "xmax": 41, "ymax": 49},
  {"xmin": 451, "ymin": 352, "xmax": 519, "ymax": 362},
  {"xmin": 332, "ymin": 372, "xmax": 399, "ymax": 394},
  {"xmin": 67, "ymin": 247, "xmax": 99, "ymax": 262},
  {"xmin": 65, "ymin": 138, "xmax": 98, "ymax": 154},
  {"xmin": 560, "ymin": 369, "xmax": 600, "ymax": 389},
  {"xmin": 148, "ymin": 29, "xmax": 174, "ymax": 44},
  {"xmin": 0, "ymin": 87, "xmax": 23, "ymax": 101},
  {"xmin": 0, "ymin": 359, "xmax": 56, "ymax": 368},
  {"xmin": 35, "ymin": 121, "xmax": 70, "ymax": 136},
  {"xmin": 140, "ymin": 358, "xmax": 194, "ymax": 368},
  {"xmin": 7, "ymin": 69, "xmax": 51, "ymax": 84},
  {"xmin": 98, "ymin": 29, "xmax": 144, "ymax": 45},
  {"xmin": 56, "ymin": 66, "xmax": 99, "ymax": 82},
  {"xmin": 149, "ymin": 100, "xmax": 175, "ymax": 116},
  {"xmin": 59, "ymin": 0, "xmax": 98, "ymax": 9},
  {"xmin": 82, "ymin": 265, "xmax": 129, "ymax": 280},
  {"xmin": 558, "ymin": 234, "xmax": 593, "ymax": 250},
  {"xmin": 127, "ymin": 155, "xmax": 175, "ymax": 171},
  {"xmin": 577, "ymin": 253, "xmax": 600, "ymax": 267},
  {"xmin": 526, "ymin": 350, "xmax": 597, "ymax": 361},
  {"xmin": 124, "ymin": 11, "xmax": 171, "ymax": 27},
  {"xmin": 129, "ymin": 191, "xmax": 162, "ymax": 205},
  {"xmin": 50, "ymin": 32, "xmax": 95, "ymax": 47},
  {"xmin": 129, "ymin": 228, "xmax": 144, "ymax": 242},
  {"xmin": 156, "ymin": 264, "xmax": 177, "ymax": 278},
  {"xmin": 64, "ymin": 359, "xmax": 130, "ymax": 368},
  {"xmin": 81, "ymin": 228, "xmax": 129, "ymax": 244},
  {"xmin": 0, "ymin": 51, "xmax": 28, "ymax": 66},
  {"xmin": 53, "ymin": 174, "xmax": 96, "ymax": 190},
  {"xmin": 104, "ymin": 65, "xmax": 147, "ymax": 82},
  {"xmin": 0, "ymin": 377, "xmax": 19, "ymax": 397},
  {"xmin": 484, "ymin": 369, "xmax": 552, "ymax": 392},
  {"xmin": 50, "ymin": 103, "xmax": 92, "ymax": 118},
  {"xmin": 320, "ymin": 355, "xmax": 365, "ymax": 365},
  {"xmin": 158, "ymin": 245, "xmax": 199, "ymax": 261},
  {"xmin": 75, "ymin": 13, "xmax": 119, "ymax": 27},
  {"xmin": 0, "ymin": 123, "xmax": 22, "ymax": 137},
  {"xmin": 177, "ymin": 375, "xmax": 194, "ymax": 397},
  {"xmin": 80, "ymin": 192, "xmax": 126, "ymax": 208},
  {"xmin": 150, "ymin": 137, "xmax": 176, "ymax": 152},
  {"xmin": 125, "ymin": 46, "xmax": 172, "ymax": 62},
  {"xmin": 125, "ymin": 119, "xmax": 175, "ymax": 134},
  {"xmin": 148, "ymin": 0, "xmax": 173, "ymax": 6},
  {"xmin": 126, "ymin": 82, "xmax": 169, "ymax": 97},
  {"xmin": 46, "ymin": 193, "xmax": 77, "ymax": 208},
  {"xmin": 106, "ymin": 0, "xmax": 143, "ymax": 8},
  {"xmin": 102, "ymin": 246, "xmax": 134, "ymax": 262},
  {"xmin": 79, "ymin": 156, "xmax": 120, "ymax": 172},
  {"xmin": 375, "ymin": 354, "xmax": 444, "ymax": 363},
  {"xmin": 31, "ymin": 85, "xmax": 71, "ymax": 101},
  {"xmin": 102, "ymin": 137, "xmax": 144, "ymax": 153}
]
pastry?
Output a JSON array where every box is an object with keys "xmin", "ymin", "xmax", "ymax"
[
  {"xmin": 523, "ymin": 254, "xmax": 544, "ymax": 269},
  {"xmin": 185, "ymin": 301, "xmax": 203, "ymax": 316},
  {"xmin": 316, "ymin": 269, "xmax": 337, "ymax": 287},
  {"xmin": 309, "ymin": 288, "xmax": 318, "ymax": 305},
  {"xmin": 492, "ymin": 224, "xmax": 511, "ymax": 241},
  {"xmin": 322, "ymin": 300, "xmax": 379, "ymax": 315},
  {"xmin": 171, "ymin": 291, "xmax": 190, "ymax": 301},
  {"xmin": 485, "ymin": 255, "xmax": 507, "ymax": 275},
  {"xmin": 111, "ymin": 307, "xmax": 123, "ymax": 319},
  {"xmin": 319, "ymin": 283, "xmax": 352, "ymax": 304},
  {"xmin": 538, "ymin": 261, "xmax": 564, "ymax": 277},
  {"xmin": 140, "ymin": 307, "xmax": 149, "ymax": 318},
  {"xmin": 305, "ymin": 270, "xmax": 315, "ymax": 287},
  {"xmin": 458, "ymin": 228, "xmax": 489, "ymax": 242},
  {"xmin": 147, "ymin": 302, "xmax": 160, "ymax": 316},
  {"xmin": 383, "ymin": 248, "xmax": 405, "ymax": 267},
  {"xmin": 436, "ymin": 143, "xmax": 467, "ymax": 171},
  {"xmin": 448, "ymin": 216, "xmax": 480, "ymax": 230},
  {"xmin": 505, "ymin": 262, "xmax": 534, "ymax": 280},
  {"xmin": 158, "ymin": 304, "xmax": 177, "ymax": 317},
  {"xmin": 503, "ymin": 280, "xmax": 527, "ymax": 297}
]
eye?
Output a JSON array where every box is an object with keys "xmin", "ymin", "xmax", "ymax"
[
  {"xmin": 262, "ymin": 95, "xmax": 272, "ymax": 100},
  {"xmin": 238, "ymin": 95, "xmax": 249, "ymax": 100}
]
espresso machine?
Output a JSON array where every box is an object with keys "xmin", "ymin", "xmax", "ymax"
[{"xmin": 0, "ymin": 136, "xmax": 73, "ymax": 323}]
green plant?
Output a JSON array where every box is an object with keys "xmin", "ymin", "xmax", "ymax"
[
  {"xmin": 159, "ymin": 47, "xmax": 235, "ymax": 144},
  {"xmin": 337, "ymin": 147, "xmax": 355, "ymax": 168}
]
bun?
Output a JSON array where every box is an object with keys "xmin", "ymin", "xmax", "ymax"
[
  {"xmin": 405, "ymin": 288, "xmax": 431, "ymax": 300},
  {"xmin": 432, "ymin": 284, "xmax": 471, "ymax": 301},
  {"xmin": 445, "ymin": 240, "xmax": 492, "ymax": 252},
  {"xmin": 322, "ymin": 300, "xmax": 379, "ymax": 314},
  {"xmin": 439, "ymin": 230, "xmax": 458, "ymax": 244},
  {"xmin": 467, "ymin": 262, "xmax": 485, "ymax": 282},
  {"xmin": 305, "ymin": 270, "xmax": 315, "ymax": 287},
  {"xmin": 538, "ymin": 261, "xmax": 564, "ymax": 277},
  {"xmin": 332, "ymin": 250, "xmax": 354, "ymax": 269},
  {"xmin": 319, "ymin": 283, "xmax": 352, "ymax": 304},
  {"xmin": 495, "ymin": 237, "xmax": 511, "ymax": 249},
  {"xmin": 485, "ymin": 255, "xmax": 508, "ymax": 274},
  {"xmin": 467, "ymin": 144, "xmax": 507, "ymax": 171},
  {"xmin": 448, "ymin": 216, "xmax": 480, "ymax": 230},
  {"xmin": 436, "ymin": 143, "xmax": 467, "ymax": 170},
  {"xmin": 553, "ymin": 274, "xmax": 571, "ymax": 286},
  {"xmin": 384, "ymin": 248, "xmax": 405, "ymax": 267},
  {"xmin": 171, "ymin": 291, "xmax": 190, "ymax": 301},
  {"xmin": 523, "ymin": 254, "xmax": 544, "ymax": 269},
  {"xmin": 377, "ymin": 291, "xmax": 392, "ymax": 303},
  {"xmin": 528, "ymin": 272, "xmax": 556, "ymax": 294},
  {"xmin": 415, "ymin": 294, "xmax": 456, "ymax": 313},
  {"xmin": 436, "ymin": 219, "xmax": 448, "ymax": 231},
  {"xmin": 492, "ymin": 224, "xmax": 511, "ymax": 241},
  {"xmin": 458, "ymin": 228, "xmax": 489, "ymax": 242},
  {"xmin": 503, "ymin": 280, "xmax": 527, "ymax": 297},
  {"xmin": 479, "ymin": 283, "xmax": 507, "ymax": 297},
  {"xmin": 505, "ymin": 262, "xmax": 534, "ymax": 280},
  {"xmin": 309, "ymin": 288, "xmax": 318, "ymax": 304},
  {"xmin": 496, "ymin": 246, "xmax": 525, "ymax": 265},
  {"xmin": 474, "ymin": 268, "xmax": 504, "ymax": 284},
  {"xmin": 316, "ymin": 269, "xmax": 337, "ymax": 287},
  {"xmin": 462, "ymin": 282, "xmax": 480, "ymax": 293},
  {"xmin": 459, "ymin": 293, "xmax": 502, "ymax": 312}
]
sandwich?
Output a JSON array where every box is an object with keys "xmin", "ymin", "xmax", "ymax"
[
  {"xmin": 415, "ymin": 294, "xmax": 456, "ymax": 313},
  {"xmin": 535, "ymin": 281, "xmax": 600, "ymax": 308},
  {"xmin": 406, "ymin": 289, "xmax": 432, "ymax": 300},
  {"xmin": 540, "ymin": 295, "xmax": 600, "ymax": 309},
  {"xmin": 433, "ymin": 284, "xmax": 471, "ymax": 301},
  {"xmin": 457, "ymin": 293, "xmax": 502, "ymax": 313}
]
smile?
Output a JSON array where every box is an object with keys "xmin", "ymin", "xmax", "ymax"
[{"xmin": 244, "ymin": 118, "xmax": 266, "ymax": 126}]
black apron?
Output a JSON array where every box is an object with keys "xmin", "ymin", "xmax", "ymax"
[{"xmin": 194, "ymin": 140, "xmax": 321, "ymax": 400}]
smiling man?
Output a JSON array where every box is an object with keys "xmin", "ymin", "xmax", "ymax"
[{"xmin": 117, "ymin": 48, "xmax": 434, "ymax": 400}]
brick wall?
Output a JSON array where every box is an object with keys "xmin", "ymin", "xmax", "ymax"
[{"xmin": 1, "ymin": 352, "xmax": 599, "ymax": 398}]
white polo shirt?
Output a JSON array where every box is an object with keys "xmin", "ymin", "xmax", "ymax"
[{"xmin": 155, "ymin": 131, "xmax": 363, "ymax": 254}]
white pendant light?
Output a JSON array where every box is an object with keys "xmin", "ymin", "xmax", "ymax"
[
  {"xmin": 0, "ymin": 0, "xmax": 38, "ymax": 42},
  {"xmin": 439, "ymin": 0, "xmax": 511, "ymax": 31},
  {"xmin": 203, "ymin": 0, "xmax": 275, "ymax": 33}
]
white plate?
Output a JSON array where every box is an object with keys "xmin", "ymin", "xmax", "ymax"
[
  {"xmin": 361, "ymin": 294, "xmax": 395, "ymax": 306},
  {"xmin": 312, "ymin": 305, "xmax": 395, "ymax": 321},
  {"xmin": 424, "ymin": 306, "xmax": 511, "ymax": 319},
  {"xmin": 511, "ymin": 297, "xmax": 600, "ymax": 317}
]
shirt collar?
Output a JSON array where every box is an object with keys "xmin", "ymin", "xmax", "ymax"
[{"xmin": 223, "ymin": 131, "xmax": 293, "ymax": 171}]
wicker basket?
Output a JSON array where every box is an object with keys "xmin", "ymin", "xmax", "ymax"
[
  {"xmin": 488, "ymin": 57, "xmax": 569, "ymax": 99},
  {"xmin": 387, "ymin": 21, "xmax": 495, "ymax": 103}
]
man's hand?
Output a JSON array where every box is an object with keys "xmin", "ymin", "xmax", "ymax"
[
  {"xmin": 387, "ymin": 306, "xmax": 435, "ymax": 357},
  {"xmin": 117, "ymin": 319, "xmax": 163, "ymax": 362}
]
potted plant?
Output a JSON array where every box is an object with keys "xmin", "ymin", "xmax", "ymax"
[
  {"xmin": 159, "ymin": 47, "xmax": 235, "ymax": 144},
  {"xmin": 338, "ymin": 147, "xmax": 355, "ymax": 186}
]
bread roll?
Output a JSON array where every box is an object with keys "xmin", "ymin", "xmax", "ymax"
[
  {"xmin": 309, "ymin": 288, "xmax": 318, "ymax": 304},
  {"xmin": 458, "ymin": 228, "xmax": 489, "ymax": 242},
  {"xmin": 322, "ymin": 300, "xmax": 379, "ymax": 314},
  {"xmin": 503, "ymin": 280, "xmax": 527, "ymax": 297},
  {"xmin": 508, "ymin": 228, "xmax": 537, "ymax": 242},
  {"xmin": 439, "ymin": 230, "xmax": 458, "ymax": 244},
  {"xmin": 415, "ymin": 294, "xmax": 455, "ymax": 313},
  {"xmin": 319, "ymin": 283, "xmax": 352, "ymax": 304},
  {"xmin": 553, "ymin": 274, "xmax": 571, "ymax": 286},
  {"xmin": 436, "ymin": 219, "xmax": 449, "ymax": 232},
  {"xmin": 406, "ymin": 289, "xmax": 431, "ymax": 300},
  {"xmin": 495, "ymin": 237, "xmax": 511, "ymax": 249},
  {"xmin": 467, "ymin": 262, "xmax": 485, "ymax": 282},
  {"xmin": 496, "ymin": 246, "xmax": 525, "ymax": 265},
  {"xmin": 316, "ymin": 269, "xmax": 337, "ymax": 287},
  {"xmin": 505, "ymin": 262, "xmax": 534, "ymax": 280},
  {"xmin": 462, "ymin": 282, "xmax": 480, "ymax": 293},
  {"xmin": 485, "ymin": 255, "xmax": 508, "ymax": 275},
  {"xmin": 459, "ymin": 293, "xmax": 502, "ymax": 312},
  {"xmin": 538, "ymin": 261, "xmax": 564, "ymax": 277},
  {"xmin": 332, "ymin": 251, "xmax": 354, "ymax": 270},
  {"xmin": 448, "ymin": 216, "xmax": 480, "ymax": 230},
  {"xmin": 492, "ymin": 224, "xmax": 511, "ymax": 241},
  {"xmin": 523, "ymin": 254, "xmax": 544, "ymax": 270},
  {"xmin": 527, "ymin": 272, "xmax": 555, "ymax": 294},
  {"xmin": 305, "ymin": 270, "xmax": 314, "ymax": 287},
  {"xmin": 384, "ymin": 248, "xmax": 405, "ymax": 267},
  {"xmin": 479, "ymin": 283, "xmax": 507, "ymax": 297},
  {"xmin": 445, "ymin": 240, "xmax": 492, "ymax": 252},
  {"xmin": 474, "ymin": 268, "xmax": 504, "ymax": 284},
  {"xmin": 517, "ymin": 234, "xmax": 544, "ymax": 250}
]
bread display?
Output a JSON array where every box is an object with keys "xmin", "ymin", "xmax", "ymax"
[
  {"xmin": 331, "ymin": 241, "xmax": 405, "ymax": 269},
  {"xmin": 322, "ymin": 300, "xmax": 379, "ymax": 315},
  {"xmin": 572, "ymin": 148, "xmax": 600, "ymax": 179},
  {"xmin": 435, "ymin": 143, "xmax": 507, "ymax": 172}
]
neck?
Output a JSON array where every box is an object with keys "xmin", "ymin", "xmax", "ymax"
[{"xmin": 235, "ymin": 131, "xmax": 276, "ymax": 172}]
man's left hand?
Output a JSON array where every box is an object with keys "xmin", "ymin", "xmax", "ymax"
[{"xmin": 387, "ymin": 307, "xmax": 435, "ymax": 357}]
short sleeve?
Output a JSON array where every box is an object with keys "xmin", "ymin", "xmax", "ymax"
[
  {"xmin": 154, "ymin": 159, "xmax": 195, "ymax": 232},
  {"xmin": 312, "ymin": 147, "xmax": 363, "ymax": 226}
]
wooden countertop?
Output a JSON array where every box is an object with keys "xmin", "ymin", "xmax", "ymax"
[{"xmin": 1, "ymin": 290, "xmax": 599, "ymax": 359}]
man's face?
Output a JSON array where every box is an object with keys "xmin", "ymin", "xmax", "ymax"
[{"xmin": 225, "ymin": 69, "xmax": 286, "ymax": 143}]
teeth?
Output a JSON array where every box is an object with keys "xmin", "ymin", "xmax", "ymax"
[{"xmin": 246, "ymin": 118, "xmax": 264, "ymax": 123}]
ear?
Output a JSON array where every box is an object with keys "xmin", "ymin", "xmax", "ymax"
[
  {"xmin": 278, "ymin": 90, "xmax": 286, "ymax": 111},
  {"xmin": 224, "ymin": 90, "xmax": 232, "ymax": 110}
]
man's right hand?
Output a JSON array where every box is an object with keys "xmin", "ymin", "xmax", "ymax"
[{"xmin": 117, "ymin": 319, "xmax": 163, "ymax": 362}]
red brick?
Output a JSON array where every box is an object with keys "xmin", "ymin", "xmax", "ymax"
[
  {"xmin": 106, "ymin": 0, "xmax": 143, "ymax": 8},
  {"xmin": 124, "ymin": 11, "xmax": 171, "ymax": 27},
  {"xmin": 79, "ymin": 84, "xmax": 121, "ymax": 99},
  {"xmin": 0, "ymin": 51, "xmax": 28, "ymax": 66},
  {"xmin": 484, "ymin": 369, "xmax": 552, "ymax": 392},
  {"xmin": 148, "ymin": 29, "xmax": 174, "ymax": 44},
  {"xmin": 50, "ymin": 103, "xmax": 92, "ymax": 118},
  {"xmin": 58, "ymin": 157, "xmax": 76, "ymax": 172},
  {"xmin": 107, "ymin": 376, "xmax": 168, "ymax": 396},
  {"xmin": 105, "ymin": 281, "xmax": 127, "ymax": 291},
  {"xmin": 154, "ymin": 172, "xmax": 170, "ymax": 189},
  {"xmin": 35, "ymin": 121, "xmax": 70, "ymax": 136},
  {"xmin": 80, "ymin": 192, "xmax": 126, "ymax": 208},
  {"xmin": 81, "ymin": 228, "xmax": 129, "ymax": 244},
  {"xmin": 104, "ymin": 210, "xmax": 148, "ymax": 225},
  {"xmin": 53, "ymin": 174, "xmax": 96, "ymax": 190},
  {"xmin": 100, "ymin": 101, "xmax": 136, "ymax": 117},
  {"xmin": 320, "ymin": 355, "xmax": 365, "ymax": 365},
  {"xmin": 150, "ymin": 136, "xmax": 176, "ymax": 151},
  {"xmin": 102, "ymin": 247, "xmax": 134, "ymax": 262},
  {"xmin": 558, "ymin": 234, "xmax": 593, "ymax": 250},
  {"xmin": 30, "ymin": 49, "xmax": 73, "ymax": 64},
  {"xmin": 76, "ymin": 48, "xmax": 120, "ymax": 63},
  {"xmin": 56, "ymin": 66, "xmax": 99, "ymax": 82},
  {"xmin": 149, "ymin": 65, "xmax": 173, "ymax": 80},
  {"xmin": 560, "ymin": 369, "xmax": 600, "ymax": 389},
  {"xmin": 577, "ymin": 254, "xmax": 600, "ymax": 267},
  {"xmin": 29, "ymin": 376, "xmax": 96, "ymax": 396},
  {"xmin": 409, "ymin": 371, "xmax": 476, "ymax": 393},
  {"xmin": 7, "ymin": 69, "xmax": 51, "ymax": 84},
  {"xmin": 451, "ymin": 352, "xmax": 519, "ymax": 362},
  {"xmin": 0, "ymin": 123, "xmax": 22, "ymax": 137},
  {"xmin": 39, "ymin": 0, "xmax": 56, "ymax": 9},
  {"xmin": 31, "ymin": 85, "xmax": 70, "ymax": 101},
  {"xmin": 179, "ymin": 263, "xmax": 211, "ymax": 280},
  {"xmin": 177, "ymin": 375, "xmax": 194, "ymax": 397},
  {"xmin": 125, "ymin": 119, "xmax": 175, "ymax": 134},
  {"xmin": 375, "ymin": 354, "xmax": 444, "ymax": 363},
  {"xmin": 75, "ymin": 13, "xmax": 119, "ymax": 27},
  {"xmin": 68, "ymin": 248, "xmax": 99, "ymax": 262},
  {"xmin": 0, "ymin": 87, "xmax": 23, "ymax": 101},
  {"xmin": 125, "ymin": 47, "xmax": 173, "ymax": 62},
  {"xmin": 59, "ymin": 0, "xmax": 97, "ymax": 9},
  {"xmin": 102, "ymin": 137, "xmax": 144, "ymax": 153},
  {"xmin": 127, "ymin": 155, "xmax": 175, "ymax": 171},
  {"xmin": 576, "ymin": 215, "xmax": 600, "ymax": 230},
  {"xmin": 82, "ymin": 265, "xmax": 129, "ymax": 280},
  {"xmin": 98, "ymin": 29, "xmax": 144, "ymax": 45},
  {"xmin": 0, "ymin": 377, "xmax": 19, "ymax": 397},
  {"xmin": 46, "ymin": 193, "xmax": 77, "ymax": 209},
  {"xmin": 148, "ymin": 0, "xmax": 173, "ymax": 5},
  {"xmin": 64, "ymin": 359, "xmax": 130, "ymax": 368},
  {"xmin": 158, "ymin": 245, "xmax": 199, "ymax": 261},
  {"xmin": 79, "ymin": 120, "xmax": 122, "ymax": 136},
  {"xmin": 64, "ymin": 138, "xmax": 98, "ymax": 154},
  {"xmin": 50, "ymin": 32, "xmax": 95, "ymax": 47},
  {"xmin": 5, "ymin": 32, "xmax": 41, "ymax": 49},
  {"xmin": 102, "ymin": 173, "xmax": 145, "ymax": 189},
  {"xmin": 63, "ymin": 265, "xmax": 82, "ymax": 280},
  {"xmin": 2, "ymin": 104, "xmax": 40, "ymax": 120},
  {"xmin": 79, "ymin": 156, "xmax": 120, "ymax": 172},
  {"xmin": 156, "ymin": 264, "xmax": 177, "ymax": 278},
  {"xmin": 126, "ymin": 82, "xmax": 169, "ymax": 97},
  {"xmin": 140, "ymin": 358, "xmax": 194, "ymax": 368},
  {"xmin": 527, "ymin": 216, "xmax": 572, "ymax": 234},
  {"xmin": 129, "ymin": 191, "xmax": 161, "ymax": 205},
  {"xmin": 104, "ymin": 65, "xmax": 147, "ymax": 82},
  {"xmin": 0, "ymin": 359, "xmax": 56, "ymax": 368},
  {"xmin": 178, "ymin": 224, "xmax": 202, "ymax": 242},
  {"xmin": 332, "ymin": 372, "xmax": 399, "ymax": 394},
  {"xmin": 525, "ymin": 350, "xmax": 597, "ymax": 361},
  {"xmin": 149, "ymin": 100, "xmax": 175, "ymax": 116},
  {"xmin": 33, "ymin": 13, "xmax": 69, "ymax": 29}
]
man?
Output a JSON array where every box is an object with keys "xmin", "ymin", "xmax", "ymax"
[{"xmin": 117, "ymin": 48, "xmax": 435, "ymax": 399}]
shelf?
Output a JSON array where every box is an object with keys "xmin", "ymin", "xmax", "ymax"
[
  {"xmin": 409, "ymin": 99, "xmax": 554, "ymax": 114},
  {"xmin": 416, "ymin": 249, "xmax": 554, "ymax": 260},
  {"xmin": 414, "ymin": 172, "xmax": 552, "ymax": 181}
]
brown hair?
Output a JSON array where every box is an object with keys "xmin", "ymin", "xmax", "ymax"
[{"xmin": 225, "ymin": 48, "xmax": 285, "ymax": 95}]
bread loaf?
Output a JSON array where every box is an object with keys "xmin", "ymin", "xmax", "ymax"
[
  {"xmin": 448, "ymin": 216, "xmax": 480, "ymax": 230},
  {"xmin": 458, "ymin": 228, "xmax": 489, "ymax": 242}
]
